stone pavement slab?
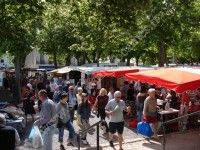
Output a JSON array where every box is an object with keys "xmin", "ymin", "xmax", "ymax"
[{"xmin": 18, "ymin": 114, "xmax": 200, "ymax": 150}]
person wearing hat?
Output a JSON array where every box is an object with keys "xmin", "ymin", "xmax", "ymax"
[
  {"xmin": 0, "ymin": 113, "xmax": 20, "ymax": 150},
  {"xmin": 56, "ymin": 92, "xmax": 76, "ymax": 150}
]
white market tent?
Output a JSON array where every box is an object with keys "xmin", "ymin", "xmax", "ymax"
[
  {"xmin": 69, "ymin": 66, "xmax": 111, "ymax": 75},
  {"xmin": 175, "ymin": 67, "xmax": 200, "ymax": 75},
  {"xmin": 48, "ymin": 66, "xmax": 153, "ymax": 75}
]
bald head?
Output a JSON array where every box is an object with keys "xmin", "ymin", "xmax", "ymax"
[{"xmin": 148, "ymin": 88, "xmax": 156, "ymax": 98}]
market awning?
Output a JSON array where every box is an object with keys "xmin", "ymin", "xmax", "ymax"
[
  {"xmin": 125, "ymin": 68, "xmax": 200, "ymax": 93},
  {"xmin": 93, "ymin": 68, "xmax": 140, "ymax": 77},
  {"xmin": 70, "ymin": 66, "xmax": 111, "ymax": 75},
  {"xmin": 57, "ymin": 67, "xmax": 72, "ymax": 74},
  {"xmin": 48, "ymin": 69, "xmax": 59, "ymax": 74}
]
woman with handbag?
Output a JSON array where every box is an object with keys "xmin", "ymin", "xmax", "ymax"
[{"xmin": 56, "ymin": 93, "xmax": 76, "ymax": 150}]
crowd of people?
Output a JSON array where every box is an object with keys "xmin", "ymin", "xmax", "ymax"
[{"xmin": 0, "ymin": 75, "xmax": 199, "ymax": 150}]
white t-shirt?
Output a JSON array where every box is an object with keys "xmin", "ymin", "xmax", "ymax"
[
  {"xmin": 105, "ymin": 99, "xmax": 126, "ymax": 123},
  {"xmin": 108, "ymin": 92, "xmax": 114, "ymax": 101}
]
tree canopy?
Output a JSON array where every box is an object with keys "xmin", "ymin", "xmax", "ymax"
[{"xmin": 1, "ymin": 0, "xmax": 200, "ymax": 68}]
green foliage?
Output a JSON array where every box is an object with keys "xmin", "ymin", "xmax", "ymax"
[{"xmin": 1, "ymin": 0, "xmax": 200, "ymax": 67}]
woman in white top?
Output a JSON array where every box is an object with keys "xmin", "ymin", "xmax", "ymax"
[{"xmin": 108, "ymin": 87, "xmax": 115, "ymax": 101}]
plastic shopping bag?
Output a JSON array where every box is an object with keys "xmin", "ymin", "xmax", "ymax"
[
  {"xmin": 105, "ymin": 116, "xmax": 110, "ymax": 125},
  {"xmin": 137, "ymin": 122, "xmax": 153, "ymax": 137},
  {"xmin": 28, "ymin": 126, "xmax": 43, "ymax": 149}
]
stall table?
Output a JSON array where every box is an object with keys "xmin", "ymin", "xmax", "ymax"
[{"xmin": 159, "ymin": 108, "xmax": 179, "ymax": 150}]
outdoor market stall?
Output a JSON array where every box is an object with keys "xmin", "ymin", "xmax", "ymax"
[
  {"xmin": 92, "ymin": 67, "xmax": 151, "ymax": 90},
  {"xmin": 125, "ymin": 68, "xmax": 200, "ymax": 93},
  {"xmin": 125, "ymin": 68, "xmax": 200, "ymax": 131}
]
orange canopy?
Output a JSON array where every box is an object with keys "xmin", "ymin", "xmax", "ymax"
[
  {"xmin": 125, "ymin": 68, "xmax": 200, "ymax": 93},
  {"xmin": 93, "ymin": 68, "xmax": 139, "ymax": 78}
]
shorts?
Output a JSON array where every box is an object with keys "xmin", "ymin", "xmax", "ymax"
[
  {"xmin": 143, "ymin": 115, "xmax": 158, "ymax": 123},
  {"xmin": 109, "ymin": 122, "xmax": 124, "ymax": 134}
]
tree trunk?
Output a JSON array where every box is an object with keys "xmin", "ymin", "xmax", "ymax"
[
  {"xmin": 53, "ymin": 50, "xmax": 58, "ymax": 68},
  {"xmin": 14, "ymin": 55, "xmax": 21, "ymax": 102},
  {"xmin": 136, "ymin": 57, "xmax": 139, "ymax": 66},
  {"xmin": 109, "ymin": 54, "xmax": 115, "ymax": 63},
  {"xmin": 80, "ymin": 53, "xmax": 86, "ymax": 65},
  {"xmin": 126, "ymin": 58, "xmax": 131, "ymax": 66},
  {"xmin": 96, "ymin": 49, "xmax": 100, "ymax": 67},
  {"xmin": 121, "ymin": 57, "xmax": 126, "ymax": 63},
  {"xmin": 65, "ymin": 54, "xmax": 71, "ymax": 66},
  {"xmin": 157, "ymin": 40, "xmax": 166, "ymax": 67},
  {"xmin": 85, "ymin": 54, "xmax": 92, "ymax": 63}
]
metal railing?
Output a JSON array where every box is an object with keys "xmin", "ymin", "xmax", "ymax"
[
  {"xmin": 161, "ymin": 110, "xmax": 200, "ymax": 150},
  {"xmin": 77, "ymin": 120, "xmax": 102, "ymax": 150}
]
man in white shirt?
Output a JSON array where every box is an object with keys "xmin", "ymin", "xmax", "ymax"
[{"xmin": 105, "ymin": 91, "xmax": 130, "ymax": 150}]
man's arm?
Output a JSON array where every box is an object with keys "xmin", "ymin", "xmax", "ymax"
[
  {"xmin": 143, "ymin": 99, "xmax": 148, "ymax": 116},
  {"xmin": 105, "ymin": 102, "xmax": 113, "ymax": 115},
  {"xmin": 35, "ymin": 102, "xmax": 51, "ymax": 126}
]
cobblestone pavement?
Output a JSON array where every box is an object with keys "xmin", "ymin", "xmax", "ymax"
[{"xmin": 18, "ymin": 114, "xmax": 200, "ymax": 150}]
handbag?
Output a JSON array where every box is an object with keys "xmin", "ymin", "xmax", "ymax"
[{"xmin": 137, "ymin": 121, "xmax": 153, "ymax": 137}]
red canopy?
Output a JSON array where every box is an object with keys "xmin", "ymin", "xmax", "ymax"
[
  {"xmin": 125, "ymin": 68, "xmax": 200, "ymax": 93},
  {"xmin": 93, "ymin": 68, "xmax": 139, "ymax": 78}
]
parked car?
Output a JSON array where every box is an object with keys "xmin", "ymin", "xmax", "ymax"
[{"xmin": 0, "ymin": 110, "xmax": 25, "ymax": 134}]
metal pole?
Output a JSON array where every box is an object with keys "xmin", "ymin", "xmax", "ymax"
[
  {"xmin": 97, "ymin": 124, "xmax": 100, "ymax": 150},
  {"xmin": 77, "ymin": 134, "xmax": 81, "ymax": 150},
  {"xmin": 161, "ymin": 114, "xmax": 166, "ymax": 150},
  {"xmin": 163, "ymin": 123, "xmax": 166, "ymax": 150}
]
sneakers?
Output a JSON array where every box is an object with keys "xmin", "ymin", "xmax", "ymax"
[
  {"xmin": 67, "ymin": 142, "xmax": 74, "ymax": 146},
  {"xmin": 60, "ymin": 144, "xmax": 65, "ymax": 150},
  {"xmin": 82, "ymin": 139, "xmax": 88, "ymax": 145},
  {"xmin": 109, "ymin": 141, "xmax": 114, "ymax": 147},
  {"xmin": 151, "ymin": 134, "xmax": 159, "ymax": 139}
]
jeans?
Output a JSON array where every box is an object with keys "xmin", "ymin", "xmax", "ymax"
[
  {"xmin": 80, "ymin": 119, "xmax": 89, "ymax": 140},
  {"xmin": 69, "ymin": 107, "xmax": 75, "ymax": 123},
  {"xmin": 43, "ymin": 125, "xmax": 55, "ymax": 150},
  {"xmin": 137, "ymin": 111, "xmax": 143, "ymax": 123},
  {"xmin": 58, "ymin": 120, "xmax": 76, "ymax": 142}
]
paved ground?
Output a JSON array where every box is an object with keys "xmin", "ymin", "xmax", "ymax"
[{"xmin": 18, "ymin": 114, "xmax": 200, "ymax": 150}]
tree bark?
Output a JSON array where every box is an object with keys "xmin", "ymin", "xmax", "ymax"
[
  {"xmin": 136, "ymin": 57, "xmax": 139, "ymax": 66},
  {"xmin": 14, "ymin": 55, "xmax": 21, "ymax": 102},
  {"xmin": 85, "ymin": 54, "xmax": 92, "ymax": 63},
  {"xmin": 65, "ymin": 54, "xmax": 71, "ymax": 66},
  {"xmin": 126, "ymin": 58, "xmax": 131, "ymax": 66},
  {"xmin": 157, "ymin": 40, "xmax": 166, "ymax": 67},
  {"xmin": 80, "ymin": 52, "xmax": 86, "ymax": 65},
  {"xmin": 53, "ymin": 50, "xmax": 58, "ymax": 68},
  {"xmin": 96, "ymin": 49, "xmax": 100, "ymax": 67},
  {"xmin": 109, "ymin": 54, "xmax": 115, "ymax": 63}
]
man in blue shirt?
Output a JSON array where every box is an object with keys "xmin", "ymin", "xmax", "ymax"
[{"xmin": 68, "ymin": 86, "xmax": 78, "ymax": 123}]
